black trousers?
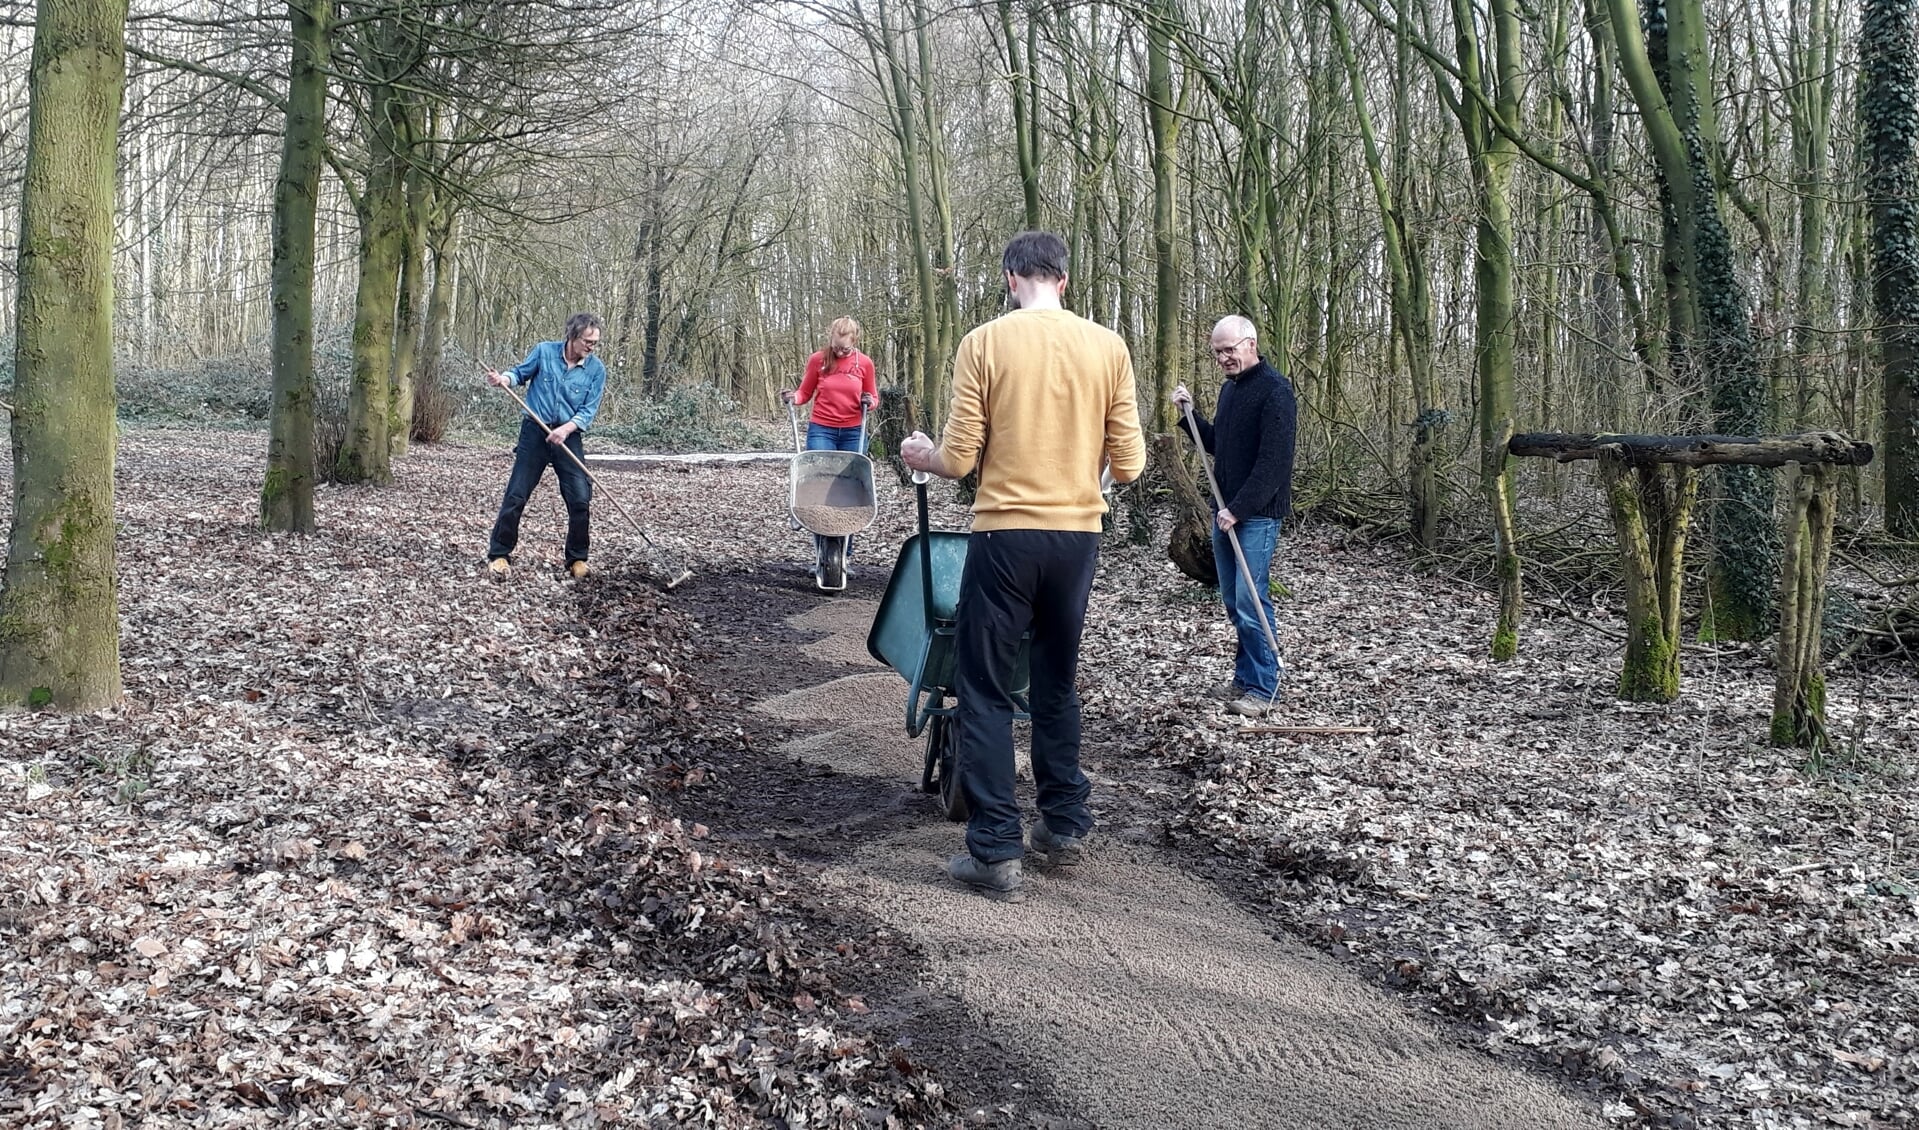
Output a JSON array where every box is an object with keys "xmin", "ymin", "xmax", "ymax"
[
  {"xmin": 488, "ymin": 417, "xmax": 591, "ymax": 565},
  {"xmin": 952, "ymin": 529, "xmax": 1101, "ymax": 863}
]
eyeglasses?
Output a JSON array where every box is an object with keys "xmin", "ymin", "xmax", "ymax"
[{"xmin": 1211, "ymin": 336, "xmax": 1252, "ymax": 358}]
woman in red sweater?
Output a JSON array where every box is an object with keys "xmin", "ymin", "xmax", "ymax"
[
  {"xmin": 783, "ymin": 316, "xmax": 879, "ymax": 565},
  {"xmin": 783, "ymin": 315, "xmax": 878, "ymax": 449}
]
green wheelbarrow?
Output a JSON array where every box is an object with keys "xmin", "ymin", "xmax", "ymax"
[{"xmin": 865, "ymin": 472, "xmax": 1030, "ymax": 821}]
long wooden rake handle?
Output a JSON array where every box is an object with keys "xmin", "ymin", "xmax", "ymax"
[
  {"xmin": 497, "ymin": 380, "xmax": 656, "ymax": 549},
  {"xmin": 1180, "ymin": 400, "xmax": 1284, "ymax": 697}
]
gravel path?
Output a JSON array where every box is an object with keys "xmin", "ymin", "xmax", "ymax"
[{"xmin": 751, "ymin": 594, "xmax": 1608, "ymax": 1130}]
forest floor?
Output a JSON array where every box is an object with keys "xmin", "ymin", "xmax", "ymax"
[{"xmin": 0, "ymin": 425, "xmax": 1914, "ymax": 1129}]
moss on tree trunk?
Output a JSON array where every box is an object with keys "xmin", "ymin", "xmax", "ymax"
[
  {"xmin": 1771, "ymin": 465, "xmax": 1838, "ymax": 748},
  {"xmin": 1, "ymin": 0, "xmax": 130, "ymax": 710},
  {"xmin": 1599, "ymin": 454, "xmax": 1696, "ymax": 702}
]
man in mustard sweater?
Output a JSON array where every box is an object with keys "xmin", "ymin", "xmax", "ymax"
[{"xmin": 900, "ymin": 231, "xmax": 1148, "ymax": 901}]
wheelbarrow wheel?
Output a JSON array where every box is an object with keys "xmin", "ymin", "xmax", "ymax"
[
  {"xmin": 816, "ymin": 536, "xmax": 848, "ymax": 592},
  {"xmin": 924, "ymin": 714, "xmax": 968, "ymax": 822}
]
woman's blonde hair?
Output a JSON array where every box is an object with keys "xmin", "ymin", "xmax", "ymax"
[{"xmin": 827, "ymin": 316, "xmax": 862, "ymax": 349}]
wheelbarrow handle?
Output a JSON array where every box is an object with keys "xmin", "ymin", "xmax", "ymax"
[{"xmin": 915, "ymin": 472, "xmax": 936, "ymax": 635}]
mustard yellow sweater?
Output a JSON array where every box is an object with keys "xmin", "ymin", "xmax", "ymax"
[{"xmin": 935, "ymin": 308, "xmax": 1148, "ymax": 532}]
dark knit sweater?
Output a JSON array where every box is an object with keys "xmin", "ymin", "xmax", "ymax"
[{"xmin": 1183, "ymin": 358, "xmax": 1298, "ymax": 521}]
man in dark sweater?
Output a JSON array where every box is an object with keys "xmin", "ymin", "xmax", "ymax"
[{"xmin": 1173, "ymin": 315, "xmax": 1298, "ymax": 717}]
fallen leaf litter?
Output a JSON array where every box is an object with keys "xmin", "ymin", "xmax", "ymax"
[
  {"xmin": 0, "ymin": 430, "xmax": 944, "ymax": 1129},
  {"xmin": 1, "ymin": 429, "xmax": 1913, "ymax": 1129}
]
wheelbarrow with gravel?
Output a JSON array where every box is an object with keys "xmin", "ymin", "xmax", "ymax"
[
  {"xmin": 787, "ymin": 403, "xmax": 878, "ymax": 592},
  {"xmin": 864, "ymin": 472, "xmax": 1030, "ymax": 821}
]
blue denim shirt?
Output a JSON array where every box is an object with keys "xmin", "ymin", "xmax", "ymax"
[{"xmin": 508, "ymin": 341, "xmax": 606, "ymax": 431}]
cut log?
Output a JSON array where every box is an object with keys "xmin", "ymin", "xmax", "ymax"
[{"xmin": 1508, "ymin": 432, "xmax": 1874, "ymax": 468}]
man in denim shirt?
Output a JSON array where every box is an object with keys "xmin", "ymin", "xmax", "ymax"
[
  {"xmin": 1173, "ymin": 315, "xmax": 1298, "ymax": 717},
  {"xmin": 484, "ymin": 313, "xmax": 607, "ymax": 580}
]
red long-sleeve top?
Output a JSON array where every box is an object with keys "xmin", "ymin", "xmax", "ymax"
[{"xmin": 795, "ymin": 349, "xmax": 879, "ymax": 428}]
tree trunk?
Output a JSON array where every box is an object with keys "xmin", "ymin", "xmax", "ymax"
[
  {"xmin": 1538, "ymin": 0, "xmax": 1571, "ymax": 469},
  {"xmin": 997, "ymin": 0, "xmax": 1041, "ymax": 230},
  {"xmin": 1583, "ymin": 0, "xmax": 1626, "ymax": 421},
  {"xmin": 640, "ymin": 171, "xmax": 668, "ymax": 400},
  {"xmin": 414, "ymin": 215, "xmax": 458, "ymax": 443},
  {"xmin": 1147, "ymin": 0, "xmax": 1180, "ymax": 435},
  {"xmin": 1, "ymin": 0, "xmax": 129, "ymax": 710},
  {"xmin": 389, "ymin": 160, "xmax": 428, "ymax": 459},
  {"xmin": 261, "ymin": 0, "xmax": 326, "ymax": 534},
  {"xmin": 1115, "ymin": 140, "xmax": 1138, "ymax": 351},
  {"xmin": 869, "ymin": 0, "xmax": 942, "ymax": 421},
  {"xmin": 1608, "ymin": 0, "xmax": 1775, "ymax": 638},
  {"xmin": 1478, "ymin": 0, "xmax": 1524, "ymax": 660},
  {"xmin": 1396, "ymin": 8, "xmax": 1434, "ymax": 542},
  {"xmin": 1772, "ymin": 465, "xmax": 1837, "ymax": 748},
  {"xmin": 1333, "ymin": 0, "xmax": 1439, "ymax": 550},
  {"xmin": 1787, "ymin": 0, "xmax": 1835, "ymax": 431},
  {"xmin": 336, "ymin": 87, "xmax": 406, "ymax": 485},
  {"xmin": 914, "ymin": 0, "xmax": 960, "ymax": 417},
  {"xmin": 1864, "ymin": 0, "xmax": 1919, "ymax": 536},
  {"xmin": 1442, "ymin": 0, "xmax": 1525, "ymax": 658}
]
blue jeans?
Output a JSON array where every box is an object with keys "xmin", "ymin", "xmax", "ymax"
[
  {"xmin": 804, "ymin": 422, "xmax": 867, "ymax": 560},
  {"xmin": 1212, "ymin": 518, "xmax": 1281, "ymax": 697},
  {"xmin": 489, "ymin": 417, "xmax": 591, "ymax": 566},
  {"xmin": 805, "ymin": 422, "xmax": 866, "ymax": 453}
]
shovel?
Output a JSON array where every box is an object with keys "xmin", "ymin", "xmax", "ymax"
[{"xmin": 496, "ymin": 381, "xmax": 692, "ymax": 590}]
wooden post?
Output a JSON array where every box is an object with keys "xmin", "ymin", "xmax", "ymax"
[
  {"xmin": 1597, "ymin": 453, "xmax": 1697, "ymax": 702},
  {"xmin": 1772, "ymin": 464, "xmax": 1838, "ymax": 748}
]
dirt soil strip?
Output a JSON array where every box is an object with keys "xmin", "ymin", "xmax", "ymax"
[{"xmin": 718, "ymin": 574, "xmax": 1608, "ymax": 1130}]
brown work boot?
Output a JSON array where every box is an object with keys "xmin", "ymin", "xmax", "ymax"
[
  {"xmin": 947, "ymin": 854, "xmax": 1025, "ymax": 902},
  {"xmin": 1226, "ymin": 693, "xmax": 1278, "ymax": 718},
  {"xmin": 487, "ymin": 558, "xmax": 511, "ymax": 582},
  {"xmin": 568, "ymin": 561, "xmax": 590, "ymax": 580}
]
